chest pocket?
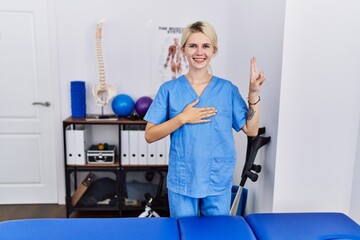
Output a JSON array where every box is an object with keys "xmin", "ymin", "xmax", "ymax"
[
  {"xmin": 213, "ymin": 105, "xmax": 232, "ymax": 132},
  {"xmin": 169, "ymin": 102, "xmax": 185, "ymax": 119}
]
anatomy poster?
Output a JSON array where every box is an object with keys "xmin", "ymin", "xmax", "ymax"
[{"xmin": 150, "ymin": 25, "xmax": 188, "ymax": 96}]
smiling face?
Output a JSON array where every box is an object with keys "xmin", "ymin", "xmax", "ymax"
[{"xmin": 183, "ymin": 32, "xmax": 215, "ymax": 72}]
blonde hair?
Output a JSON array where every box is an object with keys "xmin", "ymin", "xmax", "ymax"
[{"xmin": 180, "ymin": 21, "xmax": 218, "ymax": 54}]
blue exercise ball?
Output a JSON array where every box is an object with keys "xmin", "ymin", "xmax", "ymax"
[{"xmin": 111, "ymin": 94, "xmax": 135, "ymax": 117}]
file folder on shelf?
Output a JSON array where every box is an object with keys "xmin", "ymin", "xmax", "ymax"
[
  {"xmin": 74, "ymin": 125, "xmax": 91, "ymax": 165},
  {"xmin": 65, "ymin": 125, "xmax": 91, "ymax": 165},
  {"xmin": 120, "ymin": 129, "xmax": 130, "ymax": 165},
  {"xmin": 138, "ymin": 130, "xmax": 148, "ymax": 165},
  {"xmin": 146, "ymin": 135, "xmax": 170, "ymax": 165},
  {"xmin": 147, "ymin": 141, "xmax": 157, "ymax": 165},
  {"xmin": 129, "ymin": 130, "xmax": 139, "ymax": 165},
  {"xmin": 165, "ymin": 135, "xmax": 170, "ymax": 165},
  {"xmin": 156, "ymin": 137, "xmax": 166, "ymax": 165},
  {"xmin": 65, "ymin": 125, "xmax": 76, "ymax": 165},
  {"xmin": 121, "ymin": 124, "xmax": 168, "ymax": 166}
]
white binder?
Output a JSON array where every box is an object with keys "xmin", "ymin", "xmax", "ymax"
[
  {"xmin": 147, "ymin": 142, "xmax": 157, "ymax": 165},
  {"xmin": 129, "ymin": 130, "xmax": 139, "ymax": 165},
  {"xmin": 138, "ymin": 130, "xmax": 148, "ymax": 165},
  {"xmin": 120, "ymin": 129, "xmax": 130, "ymax": 165},
  {"xmin": 156, "ymin": 137, "xmax": 166, "ymax": 165},
  {"xmin": 74, "ymin": 125, "xmax": 91, "ymax": 165},
  {"xmin": 165, "ymin": 135, "xmax": 170, "ymax": 165},
  {"xmin": 65, "ymin": 125, "xmax": 76, "ymax": 165}
]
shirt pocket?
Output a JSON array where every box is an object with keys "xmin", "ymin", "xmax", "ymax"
[
  {"xmin": 213, "ymin": 105, "xmax": 232, "ymax": 132},
  {"xmin": 169, "ymin": 102, "xmax": 184, "ymax": 119},
  {"xmin": 210, "ymin": 157, "xmax": 234, "ymax": 188},
  {"xmin": 167, "ymin": 153, "xmax": 186, "ymax": 187}
]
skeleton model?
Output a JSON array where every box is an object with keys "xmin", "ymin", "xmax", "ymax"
[{"xmin": 92, "ymin": 19, "xmax": 117, "ymax": 111}]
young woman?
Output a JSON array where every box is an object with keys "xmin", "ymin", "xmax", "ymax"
[{"xmin": 144, "ymin": 21, "xmax": 265, "ymax": 218}]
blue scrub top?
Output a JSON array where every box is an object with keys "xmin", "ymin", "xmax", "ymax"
[{"xmin": 144, "ymin": 75, "xmax": 248, "ymax": 198}]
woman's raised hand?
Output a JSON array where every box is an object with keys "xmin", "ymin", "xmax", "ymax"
[{"xmin": 249, "ymin": 57, "xmax": 266, "ymax": 94}]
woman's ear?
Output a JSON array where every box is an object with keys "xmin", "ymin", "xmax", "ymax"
[{"xmin": 213, "ymin": 47, "xmax": 218, "ymax": 55}]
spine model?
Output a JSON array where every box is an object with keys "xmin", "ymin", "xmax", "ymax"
[{"xmin": 92, "ymin": 19, "xmax": 117, "ymax": 107}]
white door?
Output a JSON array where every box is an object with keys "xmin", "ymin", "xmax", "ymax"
[{"xmin": 0, "ymin": 0, "xmax": 58, "ymax": 203}]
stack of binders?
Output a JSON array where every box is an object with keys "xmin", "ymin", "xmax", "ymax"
[
  {"xmin": 65, "ymin": 125, "xmax": 92, "ymax": 165},
  {"xmin": 120, "ymin": 125, "xmax": 169, "ymax": 166}
]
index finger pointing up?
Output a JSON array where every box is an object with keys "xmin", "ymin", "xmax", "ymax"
[{"xmin": 250, "ymin": 57, "xmax": 258, "ymax": 75}]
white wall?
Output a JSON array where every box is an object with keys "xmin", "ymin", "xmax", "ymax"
[
  {"xmin": 350, "ymin": 121, "xmax": 360, "ymax": 223},
  {"xmin": 228, "ymin": 0, "xmax": 286, "ymax": 213},
  {"xmin": 274, "ymin": 0, "xmax": 360, "ymax": 217}
]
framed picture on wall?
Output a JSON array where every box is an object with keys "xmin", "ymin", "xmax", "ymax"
[{"xmin": 149, "ymin": 25, "xmax": 188, "ymax": 97}]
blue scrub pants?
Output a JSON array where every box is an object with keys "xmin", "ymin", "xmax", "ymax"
[{"xmin": 168, "ymin": 189, "xmax": 231, "ymax": 218}]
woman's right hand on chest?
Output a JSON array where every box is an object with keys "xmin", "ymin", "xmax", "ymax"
[{"xmin": 180, "ymin": 99, "xmax": 217, "ymax": 124}]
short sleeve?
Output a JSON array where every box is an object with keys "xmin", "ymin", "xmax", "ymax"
[
  {"xmin": 232, "ymin": 86, "xmax": 248, "ymax": 132},
  {"xmin": 143, "ymin": 84, "xmax": 169, "ymax": 124}
]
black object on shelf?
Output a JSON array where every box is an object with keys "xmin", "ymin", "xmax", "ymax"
[{"xmin": 77, "ymin": 177, "xmax": 117, "ymax": 207}]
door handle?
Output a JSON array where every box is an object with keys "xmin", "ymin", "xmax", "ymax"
[{"xmin": 32, "ymin": 101, "xmax": 51, "ymax": 107}]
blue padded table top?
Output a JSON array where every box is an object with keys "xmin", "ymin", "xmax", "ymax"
[
  {"xmin": 245, "ymin": 212, "xmax": 360, "ymax": 240},
  {"xmin": 178, "ymin": 216, "xmax": 257, "ymax": 240},
  {"xmin": 0, "ymin": 217, "xmax": 180, "ymax": 240}
]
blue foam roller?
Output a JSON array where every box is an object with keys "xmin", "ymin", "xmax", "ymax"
[{"xmin": 70, "ymin": 81, "xmax": 86, "ymax": 118}]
